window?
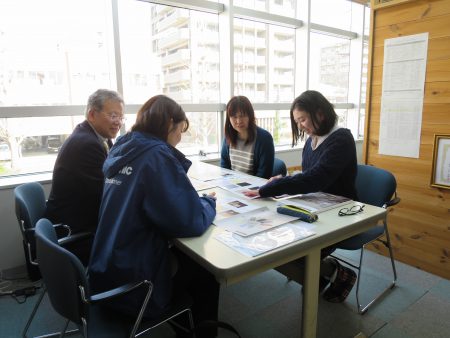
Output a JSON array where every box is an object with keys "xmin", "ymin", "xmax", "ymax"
[
  {"xmin": 0, "ymin": 0, "xmax": 370, "ymax": 178},
  {"xmin": 118, "ymin": 1, "xmax": 221, "ymax": 104},
  {"xmin": 255, "ymin": 109, "xmax": 291, "ymax": 146},
  {"xmin": 309, "ymin": 33, "xmax": 350, "ymax": 103},
  {"xmin": 0, "ymin": 0, "xmax": 115, "ymax": 106},
  {"xmin": 234, "ymin": 19, "xmax": 295, "ymax": 103}
]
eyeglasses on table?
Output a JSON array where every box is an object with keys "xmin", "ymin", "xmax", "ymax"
[{"xmin": 338, "ymin": 204, "xmax": 365, "ymax": 216}]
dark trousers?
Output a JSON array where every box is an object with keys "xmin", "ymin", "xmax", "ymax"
[
  {"xmin": 275, "ymin": 245, "xmax": 337, "ymax": 284},
  {"xmin": 171, "ymin": 247, "xmax": 220, "ymax": 338}
]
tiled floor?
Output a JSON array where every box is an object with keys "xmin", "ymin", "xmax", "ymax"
[{"xmin": 1, "ymin": 249, "xmax": 449, "ymax": 338}]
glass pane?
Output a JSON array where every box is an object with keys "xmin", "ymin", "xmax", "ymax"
[
  {"xmin": 118, "ymin": 1, "xmax": 220, "ymax": 104},
  {"xmin": 108, "ymin": 111, "xmax": 219, "ymax": 157},
  {"xmin": 255, "ymin": 109, "xmax": 291, "ymax": 147},
  {"xmin": 0, "ymin": 0, "xmax": 115, "ymax": 106},
  {"xmin": 359, "ymin": 39, "xmax": 369, "ymax": 139},
  {"xmin": 234, "ymin": 0, "xmax": 296, "ymax": 17},
  {"xmin": 311, "ymin": 0, "xmax": 352, "ymax": 31},
  {"xmin": 234, "ymin": 19, "xmax": 295, "ymax": 103},
  {"xmin": 335, "ymin": 108, "xmax": 349, "ymax": 129},
  {"xmin": 309, "ymin": 32, "xmax": 350, "ymax": 103},
  {"xmin": 0, "ymin": 115, "xmax": 85, "ymax": 176},
  {"xmin": 364, "ymin": 5, "xmax": 371, "ymax": 37},
  {"xmin": 182, "ymin": 112, "xmax": 219, "ymax": 156}
]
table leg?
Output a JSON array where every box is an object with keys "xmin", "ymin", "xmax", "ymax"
[{"xmin": 301, "ymin": 248, "xmax": 321, "ymax": 338}]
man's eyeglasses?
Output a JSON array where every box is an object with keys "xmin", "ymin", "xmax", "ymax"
[
  {"xmin": 104, "ymin": 112, "xmax": 126, "ymax": 123},
  {"xmin": 338, "ymin": 204, "xmax": 365, "ymax": 216}
]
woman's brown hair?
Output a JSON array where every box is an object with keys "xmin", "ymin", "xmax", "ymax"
[{"xmin": 132, "ymin": 95, "xmax": 189, "ymax": 141}]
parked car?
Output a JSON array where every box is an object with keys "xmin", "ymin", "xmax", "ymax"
[
  {"xmin": 47, "ymin": 137, "xmax": 62, "ymax": 153},
  {"xmin": 0, "ymin": 143, "xmax": 11, "ymax": 161}
]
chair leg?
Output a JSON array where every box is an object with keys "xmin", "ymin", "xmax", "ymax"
[
  {"xmin": 331, "ymin": 228, "xmax": 398, "ymax": 314},
  {"xmin": 356, "ymin": 230, "xmax": 397, "ymax": 314},
  {"xmin": 22, "ymin": 285, "xmax": 46, "ymax": 338},
  {"xmin": 22, "ymin": 286, "xmax": 78, "ymax": 338},
  {"xmin": 58, "ymin": 319, "xmax": 70, "ymax": 338},
  {"xmin": 187, "ymin": 309, "xmax": 195, "ymax": 338}
]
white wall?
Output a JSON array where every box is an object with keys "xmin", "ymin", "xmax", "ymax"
[{"xmin": 0, "ymin": 141, "xmax": 363, "ymax": 272}]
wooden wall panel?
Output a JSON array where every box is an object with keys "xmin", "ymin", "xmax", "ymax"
[{"xmin": 366, "ymin": 0, "xmax": 450, "ymax": 279}]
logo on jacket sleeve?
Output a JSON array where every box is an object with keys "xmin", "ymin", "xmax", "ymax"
[{"xmin": 119, "ymin": 165, "xmax": 133, "ymax": 175}]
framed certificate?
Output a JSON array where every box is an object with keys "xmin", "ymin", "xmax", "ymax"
[{"xmin": 430, "ymin": 134, "xmax": 450, "ymax": 189}]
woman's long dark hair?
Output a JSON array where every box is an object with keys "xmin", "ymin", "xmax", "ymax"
[
  {"xmin": 224, "ymin": 95, "xmax": 257, "ymax": 147},
  {"xmin": 290, "ymin": 90, "xmax": 337, "ymax": 146}
]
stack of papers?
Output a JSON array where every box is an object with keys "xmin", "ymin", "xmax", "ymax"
[
  {"xmin": 278, "ymin": 192, "xmax": 352, "ymax": 214},
  {"xmin": 215, "ymin": 221, "xmax": 316, "ymax": 257},
  {"xmin": 214, "ymin": 206, "xmax": 297, "ymax": 237}
]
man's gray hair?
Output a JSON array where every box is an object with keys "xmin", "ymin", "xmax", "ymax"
[{"xmin": 85, "ymin": 89, "xmax": 124, "ymax": 118}]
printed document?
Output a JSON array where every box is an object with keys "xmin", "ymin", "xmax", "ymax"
[
  {"xmin": 215, "ymin": 221, "xmax": 316, "ymax": 257},
  {"xmin": 214, "ymin": 206, "xmax": 297, "ymax": 237}
]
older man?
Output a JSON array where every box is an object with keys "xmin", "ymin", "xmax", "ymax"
[{"xmin": 45, "ymin": 89, "xmax": 124, "ymax": 261}]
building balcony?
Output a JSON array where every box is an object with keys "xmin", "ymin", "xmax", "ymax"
[
  {"xmin": 161, "ymin": 49, "xmax": 190, "ymax": 67},
  {"xmin": 157, "ymin": 9, "xmax": 189, "ymax": 32},
  {"xmin": 166, "ymin": 89, "xmax": 192, "ymax": 103},
  {"xmin": 158, "ymin": 28, "xmax": 190, "ymax": 50},
  {"xmin": 163, "ymin": 69, "xmax": 191, "ymax": 84}
]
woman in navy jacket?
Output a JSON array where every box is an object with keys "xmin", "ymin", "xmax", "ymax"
[
  {"xmin": 220, "ymin": 95, "xmax": 275, "ymax": 179},
  {"xmin": 244, "ymin": 90, "xmax": 358, "ymax": 303},
  {"xmin": 89, "ymin": 95, "xmax": 218, "ymax": 337}
]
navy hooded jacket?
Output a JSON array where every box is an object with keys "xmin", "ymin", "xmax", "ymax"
[{"xmin": 88, "ymin": 131, "xmax": 216, "ymax": 318}]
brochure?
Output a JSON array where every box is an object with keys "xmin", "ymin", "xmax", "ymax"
[
  {"xmin": 214, "ymin": 195, "xmax": 266, "ymax": 221},
  {"xmin": 215, "ymin": 221, "xmax": 316, "ymax": 257},
  {"xmin": 188, "ymin": 165, "xmax": 236, "ymax": 182},
  {"xmin": 279, "ymin": 192, "xmax": 352, "ymax": 214},
  {"xmin": 190, "ymin": 177, "xmax": 216, "ymax": 192},
  {"xmin": 211, "ymin": 175, "xmax": 267, "ymax": 200},
  {"xmin": 214, "ymin": 206, "xmax": 297, "ymax": 237}
]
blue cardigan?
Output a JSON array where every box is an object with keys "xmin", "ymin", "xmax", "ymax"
[
  {"xmin": 220, "ymin": 126, "xmax": 275, "ymax": 179},
  {"xmin": 259, "ymin": 128, "xmax": 357, "ymax": 200},
  {"xmin": 89, "ymin": 131, "xmax": 216, "ymax": 318}
]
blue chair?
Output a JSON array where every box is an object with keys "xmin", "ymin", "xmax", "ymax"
[
  {"xmin": 35, "ymin": 218, "xmax": 195, "ymax": 338},
  {"xmin": 331, "ymin": 164, "xmax": 400, "ymax": 314},
  {"xmin": 15, "ymin": 182, "xmax": 89, "ymax": 338},
  {"xmin": 14, "ymin": 182, "xmax": 50, "ymax": 281},
  {"xmin": 272, "ymin": 157, "xmax": 287, "ymax": 177}
]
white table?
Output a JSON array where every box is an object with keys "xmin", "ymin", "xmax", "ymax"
[{"xmin": 175, "ymin": 161, "xmax": 387, "ymax": 338}]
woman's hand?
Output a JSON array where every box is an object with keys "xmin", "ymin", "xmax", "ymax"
[
  {"xmin": 243, "ymin": 189, "xmax": 260, "ymax": 198},
  {"xmin": 203, "ymin": 192, "xmax": 217, "ymax": 200},
  {"xmin": 267, "ymin": 174, "xmax": 282, "ymax": 183}
]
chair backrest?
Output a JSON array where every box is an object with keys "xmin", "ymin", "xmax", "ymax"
[
  {"xmin": 272, "ymin": 158, "xmax": 287, "ymax": 177},
  {"xmin": 355, "ymin": 164, "xmax": 397, "ymax": 207},
  {"xmin": 14, "ymin": 182, "xmax": 47, "ymax": 231},
  {"xmin": 35, "ymin": 218, "xmax": 89, "ymax": 326}
]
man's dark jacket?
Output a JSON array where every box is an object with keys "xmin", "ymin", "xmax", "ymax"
[{"xmin": 45, "ymin": 120, "xmax": 109, "ymax": 234}]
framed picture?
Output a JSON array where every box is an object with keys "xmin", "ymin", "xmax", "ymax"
[{"xmin": 430, "ymin": 134, "xmax": 450, "ymax": 189}]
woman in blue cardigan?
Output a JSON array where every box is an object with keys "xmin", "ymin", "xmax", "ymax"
[
  {"xmin": 220, "ymin": 95, "xmax": 275, "ymax": 179},
  {"xmin": 245, "ymin": 90, "xmax": 358, "ymax": 303}
]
